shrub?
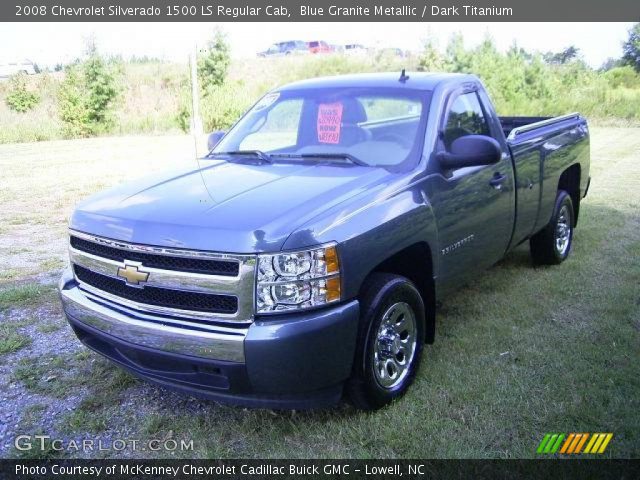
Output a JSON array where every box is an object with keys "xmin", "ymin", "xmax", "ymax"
[
  {"xmin": 57, "ymin": 66, "xmax": 92, "ymax": 137},
  {"xmin": 5, "ymin": 73, "xmax": 40, "ymax": 113},
  {"xmin": 176, "ymin": 104, "xmax": 191, "ymax": 133},
  {"xmin": 84, "ymin": 54, "xmax": 120, "ymax": 128},
  {"xmin": 174, "ymin": 30, "xmax": 232, "ymax": 133},
  {"xmin": 605, "ymin": 66, "xmax": 640, "ymax": 89},
  {"xmin": 198, "ymin": 30, "xmax": 231, "ymax": 93},
  {"xmin": 200, "ymin": 81, "xmax": 254, "ymax": 132},
  {"xmin": 57, "ymin": 49, "xmax": 121, "ymax": 137}
]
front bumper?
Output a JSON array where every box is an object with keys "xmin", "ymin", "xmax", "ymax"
[{"xmin": 59, "ymin": 268, "xmax": 360, "ymax": 409}]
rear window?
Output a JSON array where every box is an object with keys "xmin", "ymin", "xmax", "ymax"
[{"xmin": 360, "ymin": 97, "xmax": 422, "ymax": 123}]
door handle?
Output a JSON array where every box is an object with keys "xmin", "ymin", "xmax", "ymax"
[{"xmin": 489, "ymin": 172, "xmax": 507, "ymax": 190}]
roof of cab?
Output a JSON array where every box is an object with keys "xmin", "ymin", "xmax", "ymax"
[{"xmin": 276, "ymin": 72, "xmax": 477, "ymax": 91}]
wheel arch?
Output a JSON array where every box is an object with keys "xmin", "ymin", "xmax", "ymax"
[
  {"xmin": 558, "ymin": 163, "xmax": 581, "ymax": 226},
  {"xmin": 361, "ymin": 242, "xmax": 436, "ymax": 344}
]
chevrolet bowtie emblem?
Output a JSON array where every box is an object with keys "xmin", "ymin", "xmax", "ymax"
[{"xmin": 117, "ymin": 263, "xmax": 150, "ymax": 286}]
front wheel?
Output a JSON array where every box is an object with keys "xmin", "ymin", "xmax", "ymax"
[
  {"xmin": 347, "ymin": 273, "xmax": 425, "ymax": 410},
  {"xmin": 530, "ymin": 190, "xmax": 574, "ymax": 265}
]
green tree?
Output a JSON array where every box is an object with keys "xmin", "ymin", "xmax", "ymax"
[
  {"xmin": 58, "ymin": 67, "xmax": 92, "ymax": 137},
  {"xmin": 543, "ymin": 46, "xmax": 580, "ymax": 65},
  {"xmin": 57, "ymin": 42, "xmax": 121, "ymax": 137},
  {"xmin": 622, "ymin": 23, "xmax": 640, "ymax": 73},
  {"xmin": 5, "ymin": 72, "xmax": 40, "ymax": 113},
  {"xmin": 507, "ymin": 41, "xmax": 533, "ymax": 61},
  {"xmin": 600, "ymin": 57, "xmax": 624, "ymax": 72},
  {"xmin": 198, "ymin": 29, "xmax": 231, "ymax": 94},
  {"xmin": 84, "ymin": 49, "xmax": 119, "ymax": 126},
  {"xmin": 444, "ymin": 33, "xmax": 472, "ymax": 72},
  {"xmin": 418, "ymin": 40, "xmax": 444, "ymax": 71}
]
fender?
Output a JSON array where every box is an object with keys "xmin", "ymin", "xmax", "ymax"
[{"xmin": 283, "ymin": 177, "xmax": 439, "ymax": 302}]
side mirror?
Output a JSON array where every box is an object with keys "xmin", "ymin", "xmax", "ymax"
[
  {"xmin": 437, "ymin": 135, "xmax": 501, "ymax": 170},
  {"xmin": 207, "ymin": 130, "xmax": 226, "ymax": 150}
]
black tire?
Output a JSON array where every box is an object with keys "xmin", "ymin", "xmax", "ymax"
[
  {"xmin": 530, "ymin": 190, "xmax": 574, "ymax": 265},
  {"xmin": 347, "ymin": 273, "xmax": 425, "ymax": 410}
]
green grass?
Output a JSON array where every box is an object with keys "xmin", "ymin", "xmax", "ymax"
[
  {"xmin": 19, "ymin": 404, "xmax": 48, "ymax": 429},
  {"xmin": 0, "ymin": 283, "xmax": 56, "ymax": 311},
  {"xmin": 59, "ymin": 398, "xmax": 111, "ymax": 434},
  {"xmin": 11, "ymin": 352, "xmax": 136, "ymax": 400},
  {"xmin": 12, "ymin": 355, "xmax": 71, "ymax": 396},
  {"xmin": 10, "ymin": 346, "xmax": 138, "ymax": 436},
  {"xmin": 0, "ymin": 321, "xmax": 32, "ymax": 354},
  {"xmin": 0, "ymin": 128, "xmax": 638, "ymax": 459},
  {"xmin": 0, "ymin": 269, "xmax": 22, "ymax": 281},
  {"xmin": 39, "ymin": 258, "xmax": 65, "ymax": 273},
  {"xmin": 36, "ymin": 322, "xmax": 63, "ymax": 334}
]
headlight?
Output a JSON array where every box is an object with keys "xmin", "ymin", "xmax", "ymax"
[{"xmin": 256, "ymin": 244, "xmax": 341, "ymax": 313}]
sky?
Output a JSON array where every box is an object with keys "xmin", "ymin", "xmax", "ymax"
[{"xmin": 0, "ymin": 22, "xmax": 633, "ymax": 68}]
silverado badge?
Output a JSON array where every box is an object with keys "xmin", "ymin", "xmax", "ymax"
[{"xmin": 117, "ymin": 262, "xmax": 150, "ymax": 286}]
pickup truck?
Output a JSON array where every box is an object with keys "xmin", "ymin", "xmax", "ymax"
[{"xmin": 59, "ymin": 72, "xmax": 590, "ymax": 410}]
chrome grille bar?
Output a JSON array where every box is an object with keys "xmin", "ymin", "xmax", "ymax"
[{"xmin": 68, "ymin": 230, "xmax": 256, "ymax": 324}]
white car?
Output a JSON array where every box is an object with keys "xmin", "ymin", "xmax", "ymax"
[
  {"xmin": 344, "ymin": 44, "xmax": 368, "ymax": 56},
  {"xmin": 0, "ymin": 60, "xmax": 37, "ymax": 78}
]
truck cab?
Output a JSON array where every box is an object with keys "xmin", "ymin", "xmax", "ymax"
[{"xmin": 59, "ymin": 72, "xmax": 590, "ymax": 410}]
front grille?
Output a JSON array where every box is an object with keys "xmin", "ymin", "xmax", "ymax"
[
  {"xmin": 74, "ymin": 265, "xmax": 238, "ymax": 314},
  {"xmin": 70, "ymin": 236, "xmax": 239, "ymax": 277}
]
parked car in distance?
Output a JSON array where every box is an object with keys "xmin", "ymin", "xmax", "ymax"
[
  {"xmin": 0, "ymin": 59, "xmax": 37, "ymax": 77},
  {"xmin": 344, "ymin": 44, "xmax": 367, "ymax": 56},
  {"xmin": 258, "ymin": 41, "xmax": 308, "ymax": 57},
  {"xmin": 60, "ymin": 72, "xmax": 590, "ymax": 411},
  {"xmin": 379, "ymin": 47, "xmax": 406, "ymax": 57},
  {"xmin": 307, "ymin": 40, "xmax": 332, "ymax": 54}
]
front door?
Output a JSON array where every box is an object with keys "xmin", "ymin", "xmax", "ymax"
[{"xmin": 427, "ymin": 89, "xmax": 515, "ymax": 288}]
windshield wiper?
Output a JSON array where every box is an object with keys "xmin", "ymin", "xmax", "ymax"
[
  {"xmin": 270, "ymin": 153, "xmax": 369, "ymax": 167},
  {"xmin": 209, "ymin": 150, "xmax": 273, "ymax": 164}
]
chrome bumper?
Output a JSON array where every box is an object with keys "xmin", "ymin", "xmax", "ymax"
[{"xmin": 59, "ymin": 271, "xmax": 247, "ymax": 362}]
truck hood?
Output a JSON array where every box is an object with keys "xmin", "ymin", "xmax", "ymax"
[{"xmin": 70, "ymin": 159, "xmax": 392, "ymax": 253}]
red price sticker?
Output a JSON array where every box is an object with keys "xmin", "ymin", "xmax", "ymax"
[{"xmin": 317, "ymin": 102, "xmax": 343, "ymax": 144}]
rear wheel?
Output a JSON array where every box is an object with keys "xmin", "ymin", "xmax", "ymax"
[
  {"xmin": 347, "ymin": 273, "xmax": 425, "ymax": 410},
  {"xmin": 530, "ymin": 190, "xmax": 574, "ymax": 265}
]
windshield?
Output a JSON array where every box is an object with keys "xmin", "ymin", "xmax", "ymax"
[{"xmin": 212, "ymin": 87, "xmax": 431, "ymax": 169}]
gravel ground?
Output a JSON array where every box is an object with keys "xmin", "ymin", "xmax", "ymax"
[{"xmin": 0, "ymin": 278, "xmax": 84, "ymax": 455}]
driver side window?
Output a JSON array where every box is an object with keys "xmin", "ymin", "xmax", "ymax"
[{"xmin": 443, "ymin": 92, "xmax": 489, "ymax": 150}]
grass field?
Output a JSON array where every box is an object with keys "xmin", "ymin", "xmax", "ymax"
[{"xmin": 0, "ymin": 128, "xmax": 638, "ymax": 459}]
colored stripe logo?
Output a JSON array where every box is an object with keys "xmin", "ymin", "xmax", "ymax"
[{"xmin": 537, "ymin": 433, "xmax": 613, "ymax": 454}]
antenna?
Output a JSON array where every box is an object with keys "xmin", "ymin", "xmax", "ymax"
[
  {"xmin": 399, "ymin": 68, "xmax": 410, "ymax": 83},
  {"xmin": 189, "ymin": 43, "xmax": 203, "ymax": 158}
]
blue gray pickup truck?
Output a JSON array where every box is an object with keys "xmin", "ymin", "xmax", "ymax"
[{"xmin": 59, "ymin": 72, "xmax": 590, "ymax": 410}]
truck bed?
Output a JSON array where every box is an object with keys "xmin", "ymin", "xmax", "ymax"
[{"xmin": 500, "ymin": 113, "xmax": 582, "ymax": 141}]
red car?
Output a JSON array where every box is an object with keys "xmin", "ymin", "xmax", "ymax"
[{"xmin": 307, "ymin": 40, "xmax": 332, "ymax": 54}]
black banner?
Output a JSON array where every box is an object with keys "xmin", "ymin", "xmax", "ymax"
[
  {"xmin": 2, "ymin": 0, "xmax": 640, "ymax": 22},
  {"xmin": 3, "ymin": 459, "xmax": 640, "ymax": 480}
]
